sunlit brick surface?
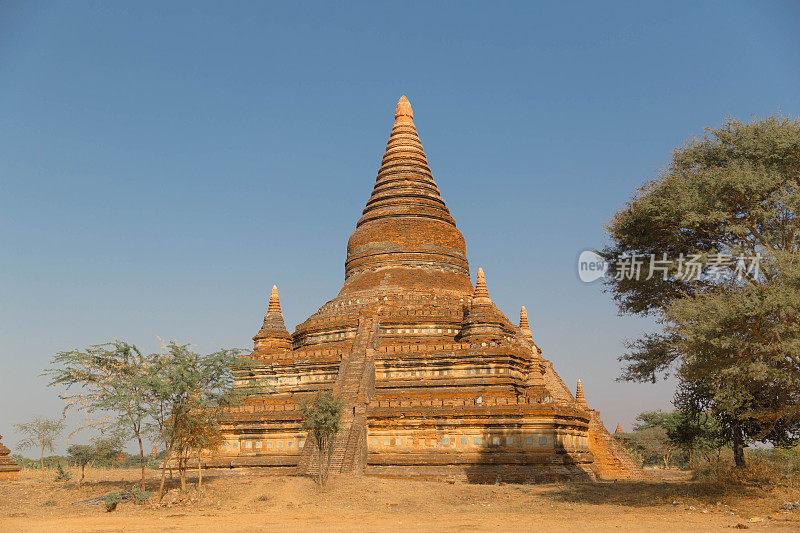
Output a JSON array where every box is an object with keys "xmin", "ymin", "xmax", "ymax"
[
  {"xmin": 0, "ymin": 435, "xmax": 21, "ymax": 482},
  {"xmin": 213, "ymin": 97, "xmax": 642, "ymax": 482}
]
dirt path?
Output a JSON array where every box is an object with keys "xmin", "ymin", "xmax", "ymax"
[{"xmin": 1, "ymin": 469, "xmax": 798, "ymax": 532}]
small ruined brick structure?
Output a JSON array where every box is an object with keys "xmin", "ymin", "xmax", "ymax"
[
  {"xmin": 215, "ymin": 96, "xmax": 641, "ymax": 482},
  {"xmin": 0, "ymin": 435, "xmax": 21, "ymax": 481}
]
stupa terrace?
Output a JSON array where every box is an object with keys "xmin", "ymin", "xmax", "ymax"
[{"xmin": 212, "ymin": 96, "xmax": 641, "ymax": 482}]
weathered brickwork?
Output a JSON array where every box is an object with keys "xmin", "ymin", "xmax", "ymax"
[
  {"xmin": 0, "ymin": 435, "xmax": 21, "ymax": 481},
  {"xmin": 209, "ymin": 96, "xmax": 640, "ymax": 482}
]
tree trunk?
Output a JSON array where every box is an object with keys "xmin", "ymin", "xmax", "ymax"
[
  {"xmin": 324, "ymin": 438, "xmax": 334, "ymax": 486},
  {"xmin": 197, "ymin": 449, "xmax": 202, "ymax": 491},
  {"xmin": 158, "ymin": 448, "xmax": 171, "ymax": 499},
  {"xmin": 40, "ymin": 444, "xmax": 45, "ymax": 477},
  {"xmin": 79, "ymin": 464, "xmax": 85, "ymax": 485},
  {"xmin": 179, "ymin": 456, "xmax": 186, "ymax": 492},
  {"xmin": 733, "ymin": 424, "xmax": 746, "ymax": 468},
  {"xmin": 317, "ymin": 436, "xmax": 324, "ymax": 486},
  {"xmin": 137, "ymin": 433, "xmax": 145, "ymax": 490}
]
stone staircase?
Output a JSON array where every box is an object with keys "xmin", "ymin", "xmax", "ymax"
[
  {"xmin": 587, "ymin": 410, "xmax": 644, "ymax": 480},
  {"xmin": 297, "ymin": 314, "xmax": 378, "ymax": 476}
]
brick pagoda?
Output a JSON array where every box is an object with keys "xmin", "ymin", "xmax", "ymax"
[
  {"xmin": 213, "ymin": 96, "xmax": 640, "ymax": 482},
  {"xmin": 0, "ymin": 435, "xmax": 21, "ymax": 481}
]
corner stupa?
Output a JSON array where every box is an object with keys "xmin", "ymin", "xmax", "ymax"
[{"xmin": 0, "ymin": 435, "xmax": 20, "ymax": 481}]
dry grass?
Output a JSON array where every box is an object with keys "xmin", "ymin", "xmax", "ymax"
[
  {"xmin": 1, "ymin": 467, "xmax": 799, "ymax": 532},
  {"xmin": 705, "ymin": 455, "xmax": 800, "ymax": 490}
]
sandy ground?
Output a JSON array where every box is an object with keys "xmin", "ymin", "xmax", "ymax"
[{"xmin": 1, "ymin": 468, "xmax": 799, "ymax": 532}]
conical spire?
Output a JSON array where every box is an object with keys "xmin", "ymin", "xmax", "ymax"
[
  {"xmin": 519, "ymin": 306, "xmax": 533, "ymax": 339},
  {"xmin": 253, "ymin": 283, "xmax": 291, "ymax": 357},
  {"xmin": 342, "ymin": 96, "xmax": 471, "ymax": 295},
  {"xmin": 460, "ymin": 267, "xmax": 513, "ymax": 342},
  {"xmin": 260, "ymin": 284, "xmax": 286, "ymax": 328},
  {"xmin": 268, "ymin": 285, "xmax": 281, "ymax": 314},
  {"xmin": 357, "ymin": 95, "xmax": 453, "ymax": 228},
  {"xmin": 472, "ymin": 268, "xmax": 492, "ymax": 306},
  {"xmin": 615, "ymin": 423, "xmax": 623, "ymax": 434},
  {"xmin": 575, "ymin": 379, "xmax": 588, "ymax": 408}
]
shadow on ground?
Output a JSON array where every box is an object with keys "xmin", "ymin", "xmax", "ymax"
[
  {"xmin": 68, "ymin": 476, "xmax": 189, "ymax": 502},
  {"xmin": 544, "ymin": 480, "xmax": 759, "ymax": 507}
]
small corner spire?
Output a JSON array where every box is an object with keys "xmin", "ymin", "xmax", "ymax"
[
  {"xmin": 520, "ymin": 306, "xmax": 533, "ymax": 339},
  {"xmin": 615, "ymin": 422, "xmax": 623, "ymax": 434},
  {"xmin": 268, "ymin": 284, "xmax": 282, "ymax": 314},
  {"xmin": 472, "ymin": 267, "xmax": 491, "ymax": 305},
  {"xmin": 575, "ymin": 379, "xmax": 588, "ymax": 408}
]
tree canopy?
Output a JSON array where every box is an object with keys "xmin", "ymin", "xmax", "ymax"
[
  {"xmin": 146, "ymin": 341, "xmax": 250, "ymax": 496},
  {"xmin": 67, "ymin": 434, "xmax": 124, "ymax": 484},
  {"xmin": 601, "ymin": 114, "xmax": 800, "ymax": 466},
  {"xmin": 13, "ymin": 416, "xmax": 65, "ymax": 472},
  {"xmin": 300, "ymin": 391, "xmax": 342, "ymax": 486},
  {"xmin": 45, "ymin": 338, "xmax": 258, "ymax": 495},
  {"xmin": 47, "ymin": 341, "xmax": 150, "ymax": 487}
]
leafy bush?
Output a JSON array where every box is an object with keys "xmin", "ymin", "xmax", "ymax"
[
  {"xmin": 103, "ymin": 485, "xmax": 152, "ymax": 511},
  {"xmin": 53, "ymin": 463, "xmax": 72, "ymax": 482},
  {"xmin": 104, "ymin": 491, "xmax": 124, "ymax": 512},
  {"xmin": 129, "ymin": 485, "xmax": 153, "ymax": 504},
  {"xmin": 300, "ymin": 391, "xmax": 342, "ymax": 486}
]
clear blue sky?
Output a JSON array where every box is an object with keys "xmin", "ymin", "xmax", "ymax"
[{"xmin": 2, "ymin": 1, "xmax": 798, "ymax": 454}]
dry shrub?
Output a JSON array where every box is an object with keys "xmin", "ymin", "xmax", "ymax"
[
  {"xmin": 694, "ymin": 448, "xmax": 800, "ymax": 488},
  {"xmin": 769, "ymin": 447, "xmax": 800, "ymax": 488},
  {"xmin": 718, "ymin": 455, "xmax": 779, "ymax": 487}
]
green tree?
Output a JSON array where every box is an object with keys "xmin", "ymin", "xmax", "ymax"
[
  {"xmin": 46, "ymin": 341, "xmax": 150, "ymax": 489},
  {"xmin": 601, "ymin": 115, "xmax": 800, "ymax": 466},
  {"xmin": 13, "ymin": 416, "xmax": 65, "ymax": 474},
  {"xmin": 145, "ymin": 342, "xmax": 247, "ymax": 497},
  {"xmin": 616, "ymin": 424, "xmax": 674, "ymax": 468},
  {"xmin": 66, "ymin": 444, "xmax": 93, "ymax": 482},
  {"xmin": 182, "ymin": 408, "xmax": 225, "ymax": 491},
  {"xmin": 300, "ymin": 391, "xmax": 342, "ymax": 486},
  {"xmin": 67, "ymin": 434, "xmax": 124, "ymax": 484},
  {"xmin": 630, "ymin": 408, "xmax": 722, "ymax": 469},
  {"xmin": 671, "ymin": 382, "xmax": 726, "ymax": 469}
]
